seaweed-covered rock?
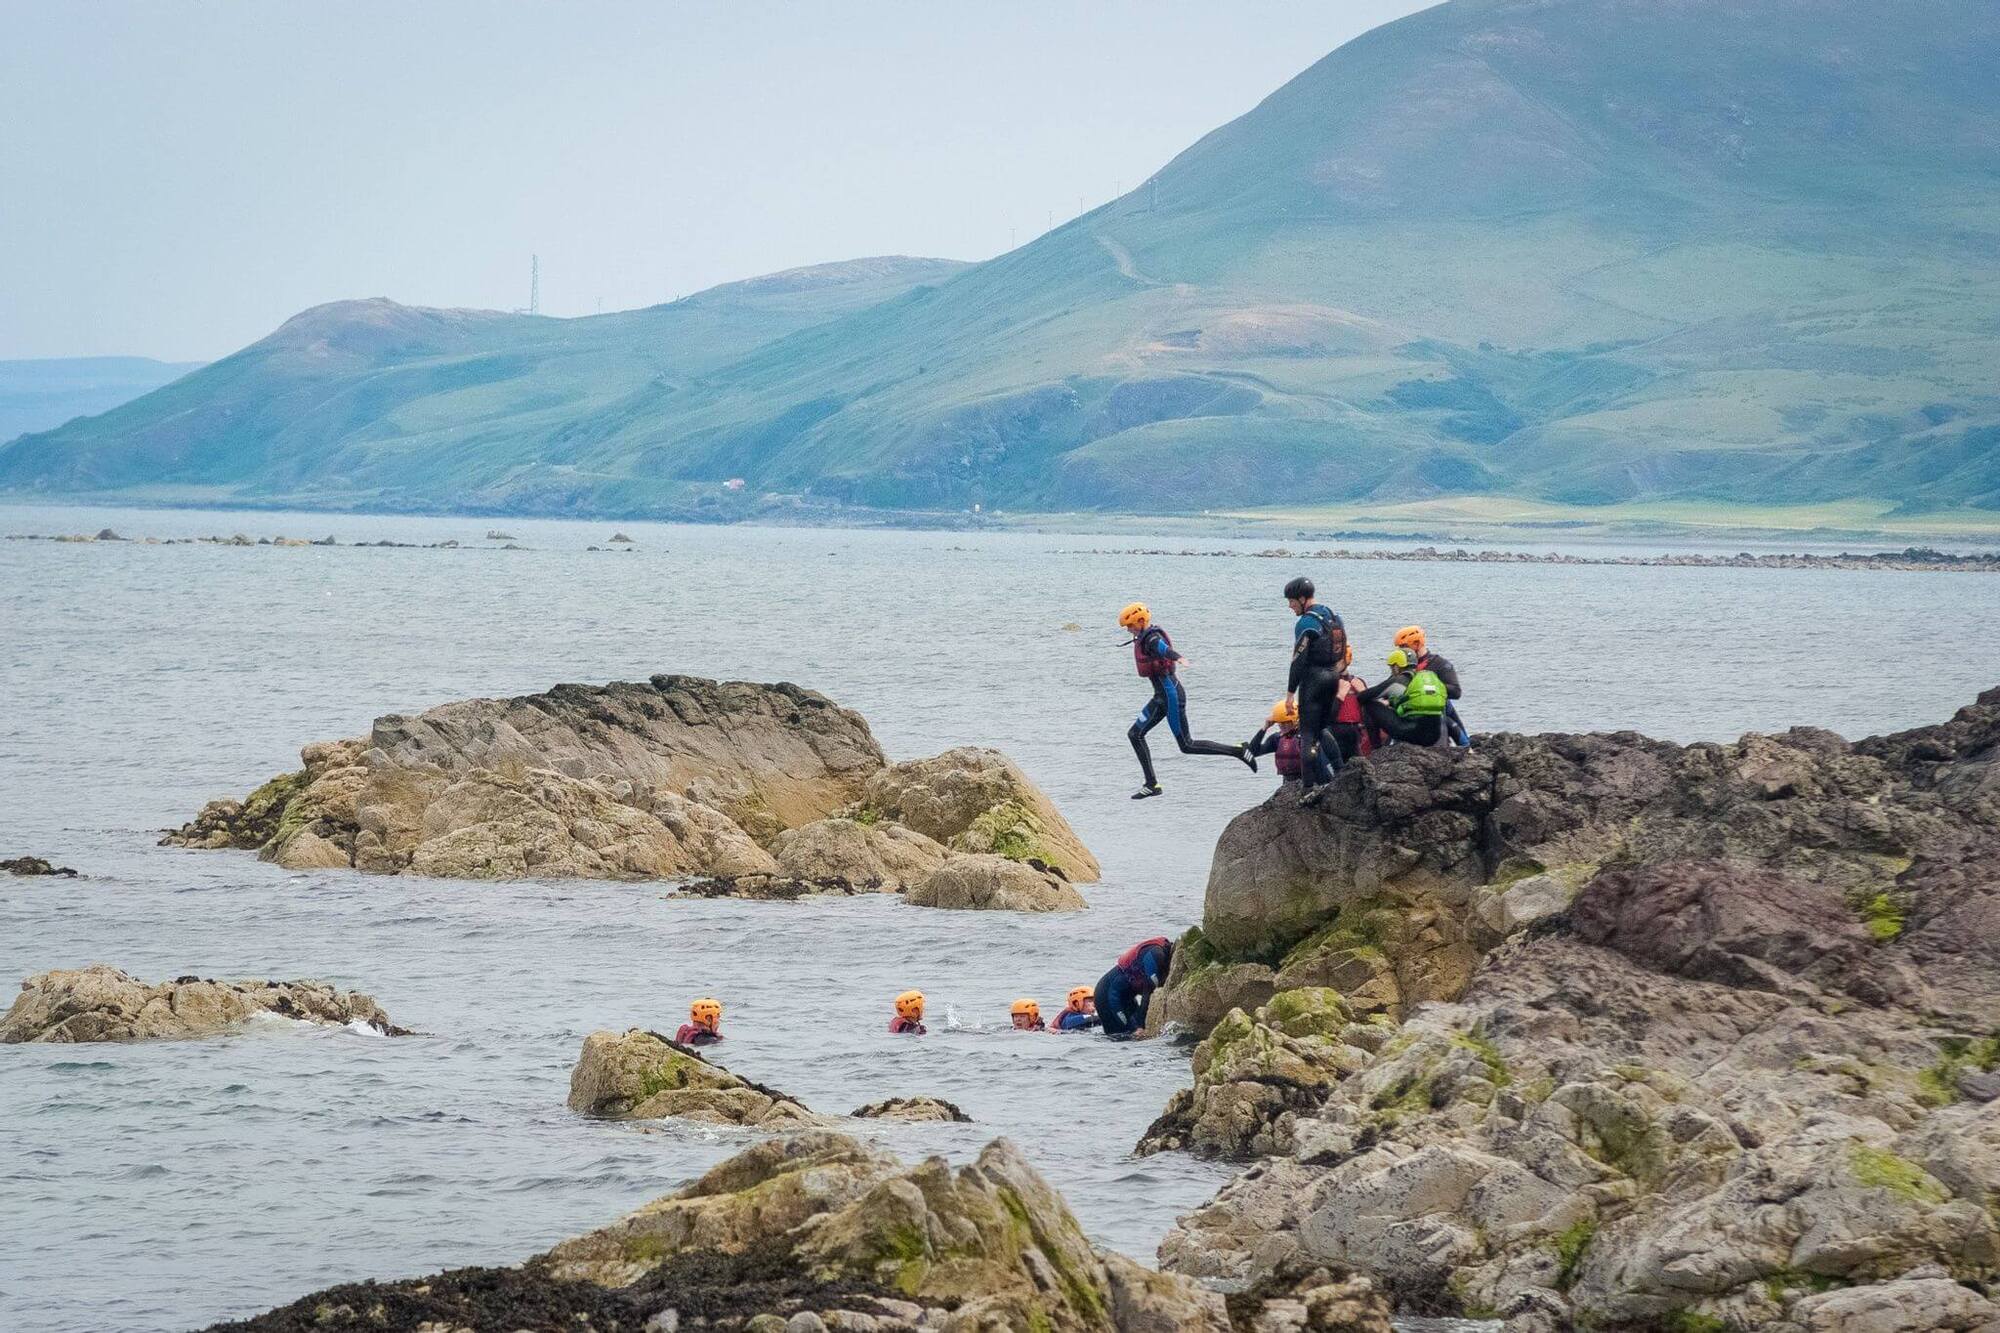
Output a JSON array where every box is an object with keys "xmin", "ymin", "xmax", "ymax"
[
  {"xmin": 567, "ymin": 1028, "xmax": 822, "ymax": 1127},
  {"xmin": 1, "ymin": 856, "xmax": 78, "ymax": 877},
  {"xmin": 211, "ymin": 1132, "xmax": 1389, "ymax": 1332},
  {"xmin": 0, "ymin": 964, "xmax": 406, "ymax": 1042},
  {"xmin": 904, "ymin": 853, "xmax": 1086, "ymax": 913},
  {"xmin": 858, "ymin": 747, "xmax": 1099, "ymax": 883},
  {"xmin": 850, "ymin": 1096, "xmax": 972, "ymax": 1123}
]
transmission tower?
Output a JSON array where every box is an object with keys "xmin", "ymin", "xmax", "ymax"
[{"xmin": 530, "ymin": 254, "xmax": 541, "ymax": 316}]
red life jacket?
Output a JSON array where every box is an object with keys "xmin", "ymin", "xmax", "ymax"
[
  {"xmin": 675, "ymin": 1022, "xmax": 720, "ymax": 1046},
  {"xmin": 1117, "ymin": 936, "xmax": 1172, "ymax": 988},
  {"xmin": 1275, "ymin": 731, "xmax": 1302, "ymax": 777},
  {"xmin": 1336, "ymin": 687, "xmax": 1364, "ymax": 727},
  {"xmin": 1133, "ymin": 626, "xmax": 1175, "ymax": 678},
  {"xmin": 888, "ymin": 1017, "xmax": 926, "ymax": 1035}
]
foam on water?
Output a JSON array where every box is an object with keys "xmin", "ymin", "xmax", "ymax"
[{"xmin": 2, "ymin": 504, "xmax": 1996, "ymax": 1333}]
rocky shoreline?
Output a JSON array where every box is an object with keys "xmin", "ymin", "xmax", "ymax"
[
  {"xmin": 1138, "ymin": 687, "xmax": 2000, "ymax": 1330},
  {"xmin": 161, "ymin": 676, "xmax": 1094, "ymax": 907},
  {"xmin": 1073, "ymin": 544, "xmax": 2000, "ymax": 573}
]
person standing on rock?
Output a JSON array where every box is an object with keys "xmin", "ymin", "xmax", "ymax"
[
  {"xmin": 1119, "ymin": 602, "xmax": 1257, "ymax": 800},
  {"xmin": 1094, "ymin": 936, "xmax": 1172, "ymax": 1037},
  {"xmin": 676, "ymin": 997, "xmax": 725, "ymax": 1047},
  {"xmin": 1282, "ymin": 577, "xmax": 1350, "ymax": 802}
]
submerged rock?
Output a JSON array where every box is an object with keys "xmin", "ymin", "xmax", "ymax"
[
  {"xmin": 0, "ymin": 964, "xmax": 406, "ymax": 1042},
  {"xmin": 1, "ymin": 856, "xmax": 78, "ymax": 877},
  {"xmin": 162, "ymin": 676, "xmax": 1093, "ymax": 900},
  {"xmin": 567, "ymin": 1028, "xmax": 822, "ymax": 1127},
  {"xmin": 903, "ymin": 853, "xmax": 1086, "ymax": 913},
  {"xmin": 850, "ymin": 1095, "xmax": 972, "ymax": 1123},
  {"xmin": 211, "ymin": 1130, "xmax": 1391, "ymax": 1332},
  {"xmin": 1151, "ymin": 688, "xmax": 2000, "ymax": 1330}
]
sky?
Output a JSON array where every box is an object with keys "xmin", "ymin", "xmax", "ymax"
[{"xmin": 0, "ymin": 1, "xmax": 1435, "ymax": 362}]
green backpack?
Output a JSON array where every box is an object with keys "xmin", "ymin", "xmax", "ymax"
[{"xmin": 1397, "ymin": 668, "xmax": 1448, "ymax": 718}]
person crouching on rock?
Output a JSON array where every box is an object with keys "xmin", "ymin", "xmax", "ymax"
[
  {"xmin": 1094, "ymin": 936, "xmax": 1172, "ymax": 1037},
  {"xmin": 1119, "ymin": 601, "xmax": 1257, "ymax": 800},
  {"xmin": 1358, "ymin": 648, "xmax": 1447, "ymax": 747},
  {"xmin": 889, "ymin": 990, "xmax": 927, "ymax": 1035},
  {"xmin": 677, "ymin": 997, "xmax": 724, "ymax": 1047},
  {"xmin": 1009, "ymin": 998, "xmax": 1045, "ymax": 1032},
  {"xmin": 1049, "ymin": 986, "xmax": 1098, "ymax": 1032},
  {"xmin": 1393, "ymin": 624, "xmax": 1469, "ymax": 746},
  {"xmin": 1247, "ymin": 698, "xmax": 1305, "ymax": 784}
]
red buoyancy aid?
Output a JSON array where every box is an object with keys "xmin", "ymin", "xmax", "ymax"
[
  {"xmin": 675, "ymin": 1023, "xmax": 720, "ymax": 1046},
  {"xmin": 1275, "ymin": 731, "xmax": 1302, "ymax": 777},
  {"xmin": 1117, "ymin": 936, "xmax": 1172, "ymax": 987},
  {"xmin": 1336, "ymin": 677, "xmax": 1374, "ymax": 755},
  {"xmin": 888, "ymin": 1017, "xmax": 926, "ymax": 1035},
  {"xmin": 1133, "ymin": 626, "xmax": 1175, "ymax": 678}
]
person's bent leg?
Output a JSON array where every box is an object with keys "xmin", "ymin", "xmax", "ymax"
[
  {"xmin": 1128, "ymin": 692, "xmax": 1165, "ymax": 788},
  {"xmin": 1164, "ymin": 677, "xmax": 1252, "ymax": 762}
]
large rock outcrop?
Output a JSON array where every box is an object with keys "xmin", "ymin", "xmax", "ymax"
[
  {"xmin": 207, "ymin": 1131, "xmax": 1393, "ymax": 1333},
  {"xmin": 0, "ymin": 964, "xmax": 406, "ymax": 1042},
  {"xmin": 1149, "ymin": 689, "xmax": 2000, "ymax": 1331},
  {"xmin": 905, "ymin": 853, "xmax": 1087, "ymax": 913},
  {"xmin": 164, "ymin": 677, "xmax": 1094, "ymax": 904},
  {"xmin": 567, "ymin": 1028, "xmax": 824, "ymax": 1127}
]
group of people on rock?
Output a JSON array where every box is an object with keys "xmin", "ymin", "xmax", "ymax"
[
  {"xmin": 1120, "ymin": 576, "xmax": 1468, "ymax": 804},
  {"xmin": 669, "ymin": 937, "xmax": 1176, "ymax": 1048}
]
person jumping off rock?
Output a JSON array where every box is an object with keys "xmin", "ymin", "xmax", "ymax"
[
  {"xmin": 676, "ymin": 997, "xmax": 724, "ymax": 1047},
  {"xmin": 1094, "ymin": 936, "xmax": 1172, "ymax": 1037},
  {"xmin": 1119, "ymin": 602, "xmax": 1256, "ymax": 800}
]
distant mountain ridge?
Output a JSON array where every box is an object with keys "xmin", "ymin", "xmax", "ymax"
[{"xmin": 5, "ymin": 0, "xmax": 1997, "ymax": 517}]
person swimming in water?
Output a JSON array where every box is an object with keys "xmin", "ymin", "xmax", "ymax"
[
  {"xmin": 676, "ymin": 997, "xmax": 724, "ymax": 1047},
  {"xmin": 1119, "ymin": 602, "xmax": 1256, "ymax": 800},
  {"xmin": 1094, "ymin": 936, "xmax": 1172, "ymax": 1037},
  {"xmin": 1048, "ymin": 986, "xmax": 1098, "ymax": 1032},
  {"xmin": 1009, "ymin": 998, "xmax": 1045, "ymax": 1031},
  {"xmin": 889, "ymin": 989, "xmax": 927, "ymax": 1035}
]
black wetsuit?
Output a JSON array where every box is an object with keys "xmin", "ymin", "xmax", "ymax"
[
  {"xmin": 1095, "ymin": 939, "xmax": 1172, "ymax": 1036},
  {"xmin": 1415, "ymin": 651, "xmax": 1471, "ymax": 745},
  {"xmin": 1288, "ymin": 605, "xmax": 1347, "ymax": 788},
  {"xmin": 1128, "ymin": 625, "xmax": 1248, "ymax": 787},
  {"xmin": 1359, "ymin": 670, "xmax": 1444, "ymax": 746}
]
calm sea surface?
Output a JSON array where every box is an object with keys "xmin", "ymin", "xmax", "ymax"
[{"xmin": 3, "ymin": 503, "xmax": 1997, "ymax": 1333}]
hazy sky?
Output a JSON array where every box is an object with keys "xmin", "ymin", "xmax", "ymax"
[{"xmin": 2, "ymin": 2, "xmax": 1433, "ymax": 362}]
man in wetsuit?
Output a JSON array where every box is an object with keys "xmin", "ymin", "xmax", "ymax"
[
  {"xmin": 1119, "ymin": 602, "xmax": 1256, "ymax": 800},
  {"xmin": 676, "ymin": 997, "xmax": 724, "ymax": 1047},
  {"xmin": 1281, "ymin": 577, "xmax": 1349, "ymax": 803},
  {"xmin": 1393, "ymin": 626, "xmax": 1469, "ymax": 745},
  {"xmin": 1094, "ymin": 936, "xmax": 1172, "ymax": 1037}
]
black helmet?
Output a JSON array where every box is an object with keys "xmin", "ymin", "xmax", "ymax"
[{"xmin": 1283, "ymin": 576, "xmax": 1314, "ymax": 602}]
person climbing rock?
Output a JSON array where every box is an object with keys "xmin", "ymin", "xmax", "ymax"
[
  {"xmin": 1393, "ymin": 625, "xmax": 1469, "ymax": 745},
  {"xmin": 1049, "ymin": 986, "xmax": 1098, "ymax": 1032},
  {"xmin": 1119, "ymin": 602, "xmax": 1257, "ymax": 799},
  {"xmin": 1247, "ymin": 698, "xmax": 1304, "ymax": 782},
  {"xmin": 1281, "ymin": 577, "xmax": 1349, "ymax": 795},
  {"xmin": 676, "ymin": 997, "xmax": 725, "ymax": 1047},
  {"xmin": 889, "ymin": 990, "xmax": 927, "ymax": 1035},
  {"xmin": 1358, "ymin": 647, "xmax": 1448, "ymax": 747},
  {"xmin": 1009, "ymin": 998, "xmax": 1045, "ymax": 1032},
  {"xmin": 1094, "ymin": 936, "xmax": 1172, "ymax": 1037}
]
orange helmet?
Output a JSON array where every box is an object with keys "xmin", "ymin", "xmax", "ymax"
[
  {"xmin": 1066, "ymin": 986, "xmax": 1092, "ymax": 1009},
  {"xmin": 690, "ymin": 997, "xmax": 722, "ymax": 1027},
  {"xmin": 1393, "ymin": 625, "xmax": 1427, "ymax": 654},
  {"xmin": 1010, "ymin": 998, "xmax": 1041, "ymax": 1022},
  {"xmin": 1268, "ymin": 698, "xmax": 1299, "ymax": 726},
  {"xmin": 1118, "ymin": 602, "xmax": 1150, "ymax": 631},
  {"xmin": 895, "ymin": 990, "xmax": 925, "ymax": 1021}
]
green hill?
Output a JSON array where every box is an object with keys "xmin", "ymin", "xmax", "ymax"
[
  {"xmin": 5, "ymin": 0, "xmax": 1998, "ymax": 519},
  {"xmin": 0, "ymin": 357, "xmax": 205, "ymax": 445}
]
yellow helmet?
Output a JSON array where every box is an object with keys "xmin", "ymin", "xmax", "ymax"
[
  {"xmin": 1067, "ymin": 986, "xmax": 1092, "ymax": 1008},
  {"xmin": 1010, "ymin": 998, "xmax": 1041, "ymax": 1021},
  {"xmin": 1268, "ymin": 698, "xmax": 1299, "ymax": 726},
  {"xmin": 1117, "ymin": 602, "xmax": 1150, "ymax": 631},
  {"xmin": 1387, "ymin": 647, "xmax": 1411, "ymax": 670},
  {"xmin": 690, "ymin": 997, "xmax": 722, "ymax": 1027},
  {"xmin": 1393, "ymin": 625, "xmax": 1427, "ymax": 654},
  {"xmin": 895, "ymin": 990, "xmax": 926, "ymax": 1021}
]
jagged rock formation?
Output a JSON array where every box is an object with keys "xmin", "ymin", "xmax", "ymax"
[
  {"xmin": 567, "ymin": 1029, "xmax": 823, "ymax": 1128},
  {"xmin": 1148, "ymin": 689, "xmax": 2000, "ymax": 1330},
  {"xmin": 2, "ymin": 856, "xmax": 78, "ymax": 877},
  {"xmin": 0, "ymin": 964, "xmax": 406, "ymax": 1042},
  {"xmin": 163, "ymin": 676, "xmax": 1095, "ymax": 905},
  {"xmin": 851, "ymin": 1096, "xmax": 973, "ymax": 1123},
  {"xmin": 207, "ymin": 1131, "xmax": 1393, "ymax": 1332}
]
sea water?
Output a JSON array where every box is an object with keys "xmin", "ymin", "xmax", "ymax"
[{"xmin": 2, "ymin": 503, "xmax": 1996, "ymax": 1333}]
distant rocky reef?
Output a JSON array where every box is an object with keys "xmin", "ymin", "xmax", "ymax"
[
  {"xmin": 163, "ymin": 675, "xmax": 1094, "ymax": 908},
  {"xmin": 1143, "ymin": 688, "xmax": 2000, "ymax": 1330},
  {"xmin": 1078, "ymin": 544, "xmax": 2000, "ymax": 573},
  {"xmin": 205, "ymin": 1130, "xmax": 1393, "ymax": 1333},
  {"xmin": 0, "ymin": 964, "xmax": 406, "ymax": 1042}
]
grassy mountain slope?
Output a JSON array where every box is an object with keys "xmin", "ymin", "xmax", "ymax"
[
  {"xmin": 5, "ymin": 0, "xmax": 1997, "ymax": 518},
  {"xmin": 0, "ymin": 357, "xmax": 205, "ymax": 444}
]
